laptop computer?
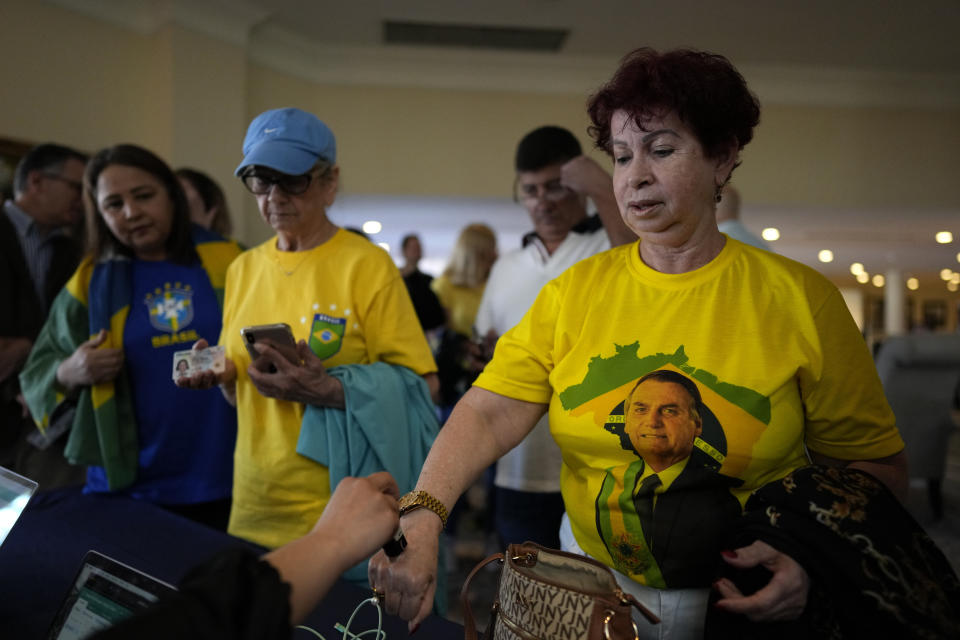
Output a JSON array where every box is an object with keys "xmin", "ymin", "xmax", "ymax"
[
  {"xmin": 46, "ymin": 550, "xmax": 177, "ymax": 640},
  {"xmin": 0, "ymin": 465, "xmax": 38, "ymax": 548}
]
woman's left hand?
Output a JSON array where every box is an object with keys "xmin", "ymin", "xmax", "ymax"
[
  {"xmin": 712, "ymin": 540, "xmax": 810, "ymax": 622},
  {"xmin": 247, "ymin": 339, "xmax": 345, "ymax": 408}
]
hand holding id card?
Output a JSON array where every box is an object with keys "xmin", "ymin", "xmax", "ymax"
[{"xmin": 172, "ymin": 345, "xmax": 225, "ymax": 381}]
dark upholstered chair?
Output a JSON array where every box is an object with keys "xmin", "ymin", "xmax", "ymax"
[{"xmin": 875, "ymin": 333, "xmax": 960, "ymax": 520}]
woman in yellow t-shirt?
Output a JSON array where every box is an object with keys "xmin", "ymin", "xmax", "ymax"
[
  {"xmin": 370, "ymin": 48, "xmax": 910, "ymax": 636},
  {"xmin": 177, "ymin": 108, "xmax": 437, "ymax": 551}
]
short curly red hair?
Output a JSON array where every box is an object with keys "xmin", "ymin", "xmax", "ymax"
[{"xmin": 588, "ymin": 48, "xmax": 760, "ymax": 166}]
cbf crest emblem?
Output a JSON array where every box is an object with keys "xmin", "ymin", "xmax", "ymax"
[
  {"xmin": 145, "ymin": 283, "xmax": 193, "ymax": 332},
  {"xmin": 309, "ymin": 313, "xmax": 345, "ymax": 360}
]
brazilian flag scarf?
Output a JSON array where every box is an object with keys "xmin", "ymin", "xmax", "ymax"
[{"xmin": 20, "ymin": 227, "xmax": 241, "ymax": 490}]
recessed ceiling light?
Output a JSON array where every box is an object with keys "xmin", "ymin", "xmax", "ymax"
[
  {"xmin": 818, "ymin": 249, "xmax": 834, "ymax": 263},
  {"xmin": 906, "ymin": 277, "xmax": 919, "ymax": 290},
  {"xmin": 761, "ymin": 228, "xmax": 779, "ymax": 241},
  {"xmin": 872, "ymin": 274, "xmax": 885, "ymax": 287},
  {"xmin": 363, "ymin": 220, "xmax": 383, "ymax": 234},
  {"xmin": 936, "ymin": 231, "xmax": 953, "ymax": 244},
  {"xmin": 856, "ymin": 272, "xmax": 870, "ymax": 284},
  {"xmin": 850, "ymin": 262, "xmax": 864, "ymax": 276},
  {"xmin": 949, "ymin": 281, "xmax": 959, "ymax": 292},
  {"xmin": 941, "ymin": 268, "xmax": 954, "ymax": 281}
]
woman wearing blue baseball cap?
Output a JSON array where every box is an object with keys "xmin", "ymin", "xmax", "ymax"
[{"xmin": 179, "ymin": 108, "xmax": 439, "ymax": 563}]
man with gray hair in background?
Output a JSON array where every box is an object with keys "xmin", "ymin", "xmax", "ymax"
[{"xmin": 1, "ymin": 143, "xmax": 88, "ymax": 487}]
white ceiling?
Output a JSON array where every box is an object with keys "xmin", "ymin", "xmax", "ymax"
[{"xmin": 45, "ymin": 0, "xmax": 960, "ymax": 290}]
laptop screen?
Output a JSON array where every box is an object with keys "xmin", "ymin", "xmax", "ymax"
[
  {"xmin": 47, "ymin": 550, "xmax": 177, "ymax": 640},
  {"xmin": 0, "ymin": 465, "xmax": 37, "ymax": 547}
]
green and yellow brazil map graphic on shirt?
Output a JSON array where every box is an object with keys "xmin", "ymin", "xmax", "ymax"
[{"xmin": 558, "ymin": 344, "xmax": 771, "ymax": 588}]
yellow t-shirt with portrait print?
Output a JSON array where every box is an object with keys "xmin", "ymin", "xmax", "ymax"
[
  {"xmin": 474, "ymin": 237, "xmax": 903, "ymax": 589},
  {"xmin": 220, "ymin": 228, "xmax": 436, "ymax": 549}
]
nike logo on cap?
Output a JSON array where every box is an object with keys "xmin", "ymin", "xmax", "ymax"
[{"xmin": 264, "ymin": 127, "xmax": 279, "ymax": 133}]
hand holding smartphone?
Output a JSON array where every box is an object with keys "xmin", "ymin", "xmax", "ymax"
[{"xmin": 240, "ymin": 323, "xmax": 299, "ymax": 372}]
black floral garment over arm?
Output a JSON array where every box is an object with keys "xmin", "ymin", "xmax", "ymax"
[{"xmin": 708, "ymin": 465, "xmax": 960, "ymax": 640}]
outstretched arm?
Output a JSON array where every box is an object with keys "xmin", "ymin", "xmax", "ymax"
[
  {"xmin": 266, "ymin": 472, "xmax": 400, "ymax": 624},
  {"xmin": 368, "ymin": 387, "xmax": 546, "ymax": 630}
]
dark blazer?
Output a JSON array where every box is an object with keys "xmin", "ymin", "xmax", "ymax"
[
  {"xmin": 0, "ymin": 210, "xmax": 81, "ymax": 427},
  {"xmin": 643, "ymin": 460, "xmax": 743, "ymax": 588}
]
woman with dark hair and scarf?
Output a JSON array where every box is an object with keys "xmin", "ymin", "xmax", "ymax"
[{"xmin": 21, "ymin": 144, "xmax": 241, "ymax": 530}]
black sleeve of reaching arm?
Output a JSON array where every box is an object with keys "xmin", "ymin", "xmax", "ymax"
[{"xmin": 92, "ymin": 547, "xmax": 291, "ymax": 640}]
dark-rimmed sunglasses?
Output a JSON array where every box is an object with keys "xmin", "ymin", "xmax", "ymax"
[{"xmin": 240, "ymin": 169, "xmax": 321, "ymax": 196}]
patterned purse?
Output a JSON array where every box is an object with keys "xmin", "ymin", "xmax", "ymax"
[{"xmin": 461, "ymin": 542, "xmax": 659, "ymax": 640}]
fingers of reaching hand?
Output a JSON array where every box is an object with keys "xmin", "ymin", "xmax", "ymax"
[
  {"xmin": 368, "ymin": 551, "xmax": 436, "ymax": 627},
  {"xmin": 366, "ymin": 471, "xmax": 400, "ymax": 499}
]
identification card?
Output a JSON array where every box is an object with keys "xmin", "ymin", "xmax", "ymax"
[{"xmin": 172, "ymin": 345, "xmax": 225, "ymax": 380}]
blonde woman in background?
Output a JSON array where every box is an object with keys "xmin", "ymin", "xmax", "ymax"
[
  {"xmin": 431, "ymin": 223, "xmax": 497, "ymax": 338},
  {"xmin": 431, "ymin": 224, "xmax": 497, "ymax": 414}
]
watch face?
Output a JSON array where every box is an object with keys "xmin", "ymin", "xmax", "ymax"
[{"xmin": 399, "ymin": 492, "xmax": 419, "ymax": 510}]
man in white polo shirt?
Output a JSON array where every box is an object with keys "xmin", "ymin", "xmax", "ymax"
[{"xmin": 474, "ymin": 126, "xmax": 635, "ymax": 548}]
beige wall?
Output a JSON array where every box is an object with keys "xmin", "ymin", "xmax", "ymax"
[
  {"xmin": 0, "ymin": 1, "xmax": 172, "ymax": 154},
  {"xmin": 742, "ymin": 104, "xmax": 960, "ymax": 209},
  {"xmin": 247, "ymin": 64, "xmax": 601, "ymax": 199},
  {"xmin": 2, "ymin": 0, "xmax": 959, "ymax": 247}
]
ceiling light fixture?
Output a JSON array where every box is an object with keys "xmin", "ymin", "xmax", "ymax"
[
  {"xmin": 362, "ymin": 220, "xmax": 383, "ymax": 234},
  {"xmin": 936, "ymin": 231, "xmax": 953, "ymax": 244},
  {"xmin": 872, "ymin": 274, "xmax": 885, "ymax": 287},
  {"xmin": 941, "ymin": 268, "xmax": 954, "ymax": 281},
  {"xmin": 850, "ymin": 262, "xmax": 864, "ymax": 276},
  {"xmin": 761, "ymin": 228, "xmax": 780, "ymax": 241},
  {"xmin": 906, "ymin": 277, "xmax": 919, "ymax": 290},
  {"xmin": 856, "ymin": 272, "xmax": 870, "ymax": 284},
  {"xmin": 818, "ymin": 249, "xmax": 834, "ymax": 263}
]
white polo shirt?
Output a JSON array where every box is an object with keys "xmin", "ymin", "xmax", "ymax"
[{"xmin": 475, "ymin": 216, "xmax": 610, "ymax": 492}]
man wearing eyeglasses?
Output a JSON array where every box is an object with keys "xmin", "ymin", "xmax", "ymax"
[
  {"xmin": 473, "ymin": 126, "xmax": 635, "ymax": 549},
  {"xmin": 1, "ymin": 143, "xmax": 88, "ymax": 487}
]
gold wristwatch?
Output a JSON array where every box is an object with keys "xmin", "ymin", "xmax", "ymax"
[{"xmin": 398, "ymin": 490, "xmax": 449, "ymax": 528}]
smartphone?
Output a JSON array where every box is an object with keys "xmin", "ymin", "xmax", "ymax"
[{"xmin": 240, "ymin": 323, "xmax": 299, "ymax": 368}]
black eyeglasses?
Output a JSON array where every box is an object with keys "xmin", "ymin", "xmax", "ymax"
[
  {"xmin": 240, "ymin": 168, "xmax": 321, "ymax": 196},
  {"xmin": 43, "ymin": 173, "xmax": 82, "ymax": 192}
]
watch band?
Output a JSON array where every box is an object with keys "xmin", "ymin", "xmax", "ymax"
[{"xmin": 399, "ymin": 490, "xmax": 449, "ymax": 528}]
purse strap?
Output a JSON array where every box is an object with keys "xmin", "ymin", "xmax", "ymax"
[{"xmin": 460, "ymin": 551, "xmax": 504, "ymax": 640}]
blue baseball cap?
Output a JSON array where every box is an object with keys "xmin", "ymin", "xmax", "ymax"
[{"xmin": 234, "ymin": 108, "xmax": 336, "ymax": 176}]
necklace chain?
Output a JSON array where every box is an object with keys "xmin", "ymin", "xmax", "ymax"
[{"xmin": 274, "ymin": 251, "xmax": 311, "ymax": 277}]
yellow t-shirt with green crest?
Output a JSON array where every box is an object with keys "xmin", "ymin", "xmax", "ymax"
[{"xmin": 221, "ymin": 229, "xmax": 436, "ymax": 549}]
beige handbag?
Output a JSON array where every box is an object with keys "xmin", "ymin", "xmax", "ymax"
[{"xmin": 461, "ymin": 542, "xmax": 659, "ymax": 640}]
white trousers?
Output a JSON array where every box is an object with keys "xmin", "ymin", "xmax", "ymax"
[{"xmin": 559, "ymin": 513, "xmax": 709, "ymax": 640}]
